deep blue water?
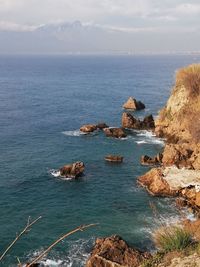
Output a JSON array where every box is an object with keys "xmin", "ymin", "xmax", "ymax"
[{"xmin": 0, "ymin": 55, "xmax": 200, "ymax": 266}]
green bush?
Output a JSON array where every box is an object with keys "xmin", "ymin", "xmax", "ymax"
[{"xmin": 153, "ymin": 226, "xmax": 192, "ymax": 252}]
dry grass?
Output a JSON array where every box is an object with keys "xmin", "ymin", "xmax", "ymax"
[
  {"xmin": 153, "ymin": 225, "xmax": 192, "ymax": 252},
  {"xmin": 176, "ymin": 64, "xmax": 200, "ymax": 97}
]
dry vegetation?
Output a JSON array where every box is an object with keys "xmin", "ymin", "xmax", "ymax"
[{"xmin": 176, "ymin": 64, "xmax": 200, "ymax": 97}]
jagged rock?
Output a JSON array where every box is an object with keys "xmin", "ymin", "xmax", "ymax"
[
  {"xmin": 97, "ymin": 122, "xmax": 109, "ymax": 130},
  {"xmin": 122, "ymin": 113, "xmax": 155, "ymax": 130},
  {"xmin": 105, "ymin": 155, "xmax": 123, "ymax": 163},
  {"xmin": 140, "ymin": 153, "xmax": 163, "ymax": 166},
  {"xmin": 162, "ymin": 144, "xmax": 194, "ymax": 169},
  {"xmin": 175, "ymin": 198, "xmax": 188, "ymax": 208},
  {"xmin": 104, "ymin": 128, "xmax": 127, "ymax": 138},
  {"xmin": 86, "ymin": 235, "xmax": 151, "ymax": 267},
  {"xmin": 59, "ymin": 161, "xmax": 85, "ymax": 178},
  {"xmin": 123, "ymin": 97, "xmax": 145, "ymax": 110},
  {"xmin": 80, "ymin": 124, "xmax": 97, "ymax": 133},
  {"xmin": 138, "ymin": 168, "xmax": 177, "ymax": 196}
]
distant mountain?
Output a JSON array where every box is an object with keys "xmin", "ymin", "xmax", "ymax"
[{"xmin": 0, "ymin": 21, "xmax": 199, "ymax": 54}]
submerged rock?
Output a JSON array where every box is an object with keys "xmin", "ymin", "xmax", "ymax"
[
  {"xmin": 59, "ymin": 161, "xmax": 85, "ymax": 178},
  {"xmin": 86, "ymin": 235, "xmax": 151, "ymax": 267},
  {"xmin": 80, "ymin": 124, "xmax": 97, "ymax": 133},
  {"xmin": 104, "ymin": 127, "xmax": 127, "ymax": 138},
  {"xmin": 105, "ymin": 155, "xmax": 123, "ymax": 163},
  {"xmin": 123, "ymin": 97, "xmax": 145, "ymax": 110},
  {"xmin": 122, "ymin": 112, "xmax": 155, "ymax": 130}
]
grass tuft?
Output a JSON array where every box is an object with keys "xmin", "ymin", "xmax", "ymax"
[
  {"xmin": 153, "ymin": 225, "xmax": 192, "ymax": 252},
  {"xmin": 176, "ymin": 64, "xmax": 200, "ymax": 97}
]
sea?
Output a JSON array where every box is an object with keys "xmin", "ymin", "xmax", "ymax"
[{"xmin": 0, "ymin": 54, "xmax": 200, "ymax": 266}]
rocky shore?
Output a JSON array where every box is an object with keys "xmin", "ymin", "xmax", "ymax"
[{"xmin": 86, "ymin": 64, "xmax": 200, "ymax": 267}]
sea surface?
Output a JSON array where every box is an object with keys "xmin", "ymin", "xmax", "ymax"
[{"xmin": 0, "ymin": 55, "xmax": 200, "ymax": 266}]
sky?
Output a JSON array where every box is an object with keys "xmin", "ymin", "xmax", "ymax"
[{"xmin": 0, "ymin": 0, "xmax": 200, "ymax": 53}]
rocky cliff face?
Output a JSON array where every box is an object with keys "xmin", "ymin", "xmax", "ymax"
[
  {"xmin": 155, "ymin": 64, "xmax": 200, "ymax": 170},
  {"xmin": 155, "ymin": 64, "xmax": 200, "ymax": 144}
]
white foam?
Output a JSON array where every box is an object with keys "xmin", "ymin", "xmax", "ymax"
[
  {"xmin": 49, "ymin": 169, "xmax": 74, "ymax": 180},
  {"xmin": 133, "ymin": 130, "xmax": 165, "ymax": 146},
  {"xmin": 62, "ymin": 130, "xmax": 86, "ymax": 137}
]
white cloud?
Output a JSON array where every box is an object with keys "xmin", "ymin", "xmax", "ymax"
[{"xmin": 0, "ymin": 0, "xmax": 199, "ymax": 29}]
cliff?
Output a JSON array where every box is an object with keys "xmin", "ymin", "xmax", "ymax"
[{"xmin": 155, "ymin": 64, "xmax": 200, "ymax": 144}]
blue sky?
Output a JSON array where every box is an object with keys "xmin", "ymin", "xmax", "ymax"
[{"xmin": 0, "ymin": 0, "xmax": 200, "ymax": 32}]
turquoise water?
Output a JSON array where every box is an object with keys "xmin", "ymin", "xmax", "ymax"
[{"xmin": 0, "ymin": 55, "xmax": 200, "ymax": 266}]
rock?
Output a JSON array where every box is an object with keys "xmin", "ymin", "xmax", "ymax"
[
  {"xmin": 122, "ymin": 113, "xmax": 155, "ymax": 130},
  {"xmin": 155, "ymin": 64, "xmax": 200, "ymax": 144},
  {"xmin": 86, "ymin": 235, "xmax": 151, "ymax": 267},
  {"xmin": 123, "ymin": 97, "xmax": 145, "ymax": 110},
  {"xmin": 97, "ymin": 122, "xmax": 109, "ymax": 130},
  {"xmin": 59, "ymin": 161, "xmax": 85, "ymax": 178},
  {"xmin": 162, "ymin": 144, "xmax": 194, "ymax": 169},
  {"xmin": 105, "ymin": 155, "xmax": 123, "ymax": 163},
  {"xmin": 175, "ymin": 198, "xmax": 188, "ymax": 208},
  {"xmin": 140, "ymin": 153, "xmax": 163, "ymax": 166},
  {"xmin": 143, "ymin": 115, "xmax": 155, "ymax": 129},
  {"xmin": 104, "ymin": 128, "xmax": 127, "ymax": 138},
  {"xmin": 80, "ymin": 124, "xmax": 97, "ymax": 133},
  {"xmin": 138, "ymin": 168, "xmax": 177, "ymax": 196}
]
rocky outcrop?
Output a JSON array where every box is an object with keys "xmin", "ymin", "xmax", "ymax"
[
  {"xmin": 105, "ymin": 155, "xmax": 123, "ymax": 163},
  {"xmin": 59, "ymin": 161, "xmax": 85, "ymax": 178},
  {"xmin": 122, "ymin": 113, "xmax": 155, "ymax": 130},
  {"xmin": 140, "ymin": 153, "xmax": 163, "ymax": 166},
  {"xmin": 104, "ymin": 128, "xmax": 127, "ymax": 138},
  {"xmin": 123, "ymin": 97, "xmax": 145, "ymax": 110},
  {"xmin": 138, "ymin": 168, "xmax": 176, "ymax": 196},
  {"xmin": 80, "ymin": 124, "xmax": 97, "ymax": 133},
  {"xmin": 97, "ymin": 123, "xmax": 109, "ymax": 130},
  {"xmin": 86, "ymin": 235, "xmax": 151, "ymax": 267},
  {"xmin": 155, "ymin": 65, "xmax": 200, "ymax": 144}
]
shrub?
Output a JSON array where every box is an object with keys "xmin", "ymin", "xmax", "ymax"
[
  {"xmin": 176, "ymin": 64, "xmax": 200, "ymax": 97},
  {"xmin": 153, "ymin": 226, "xmax": 192, "ymax": 252}
]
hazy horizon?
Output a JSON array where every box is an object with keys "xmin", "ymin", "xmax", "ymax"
[{"xmin": 0, "ymin": 0, "xmax": 200, "ymax": 54}]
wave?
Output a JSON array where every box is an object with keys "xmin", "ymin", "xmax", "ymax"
[
  {"xmin": 49, "ymin": 169, "xmax": 74, "ymax": 181},
  {"xmin": 26, "ymin": 238, "xmax": 94, "ymax": 267},
  {"xmin": 62, "ymin": 130, "xmax": 85, "ymax": 137},
  {"xmin": 133, "ymin": 130, "xmax": 165, "ymax": 146}
]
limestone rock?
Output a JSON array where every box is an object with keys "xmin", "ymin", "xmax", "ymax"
[
  {"xmin": 86, "ymin": 235, "xmax": 151, "ymax": 267},
  {"xmin": 104, "ymin": 128, "xmax": 127, "ymax": 138},
  {"xmin": 59, "ymin": 161, "xmax": 85, "ymax": 178},
  {"xmin": 123, "ymin": 97, "xmax": 145, "ymax": 110},
  {"xmin": 80, "ymin": 124, "xmax": 97, "ymax": 133},
  {"xmin": 138, "ymin": 168, "xmax": 177, "ymax": 196},
  {"xmin": 105, "ymin": 155, "xmax": 123, "ymax": 163},
  {"xmin": 122, "ymin": 113, "xmax": 155, "ymax": 130}
]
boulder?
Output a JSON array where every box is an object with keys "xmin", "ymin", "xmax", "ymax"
[
  {"xmin": 86, "ymin": 235, "xmax": 151, "ymax": 267},
  {"xmin": 122, "ymin": 113, "xmax": 155, "ymax": 130},
  {"xmin": 105, "ymin": 155, "xmax": 123, "ymax": 163},
  {"xmin": 138, "ymin": 168, "xmax": 177, "ymax": 196},
  {"xmin": 123, "ymin": 97, "xmax": 145, "ymax": 110},
  {"xmin": 104, "ymin": 128, "xmax": 127, "ymax": 138},
  {"xmin": 97, "ymin": 122, "xmax": 109, "ymax": 130},
  {"xmin": 80, "ymin": 124, "xmax": 97, "ymax": 133},
  {"xmin": 140, "ymin": 153, "xmax": 163, "ymax": 166},
  {"xmin": 59, "ymin": 161, "xmax": 85, "ymax": 178}
]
